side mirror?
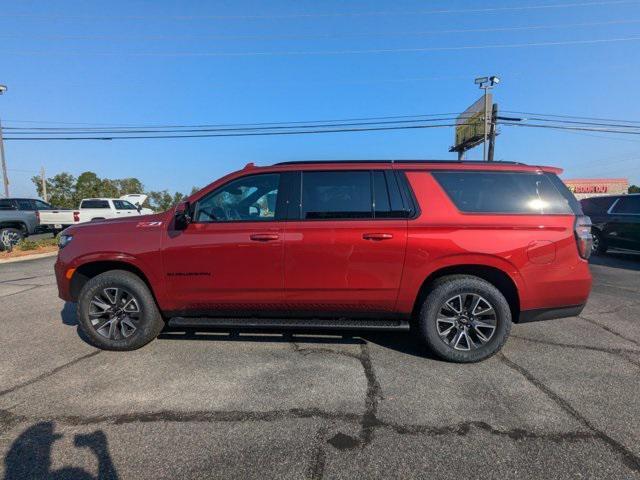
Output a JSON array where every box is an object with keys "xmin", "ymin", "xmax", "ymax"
[{"xmin": 174, "ymin": 201, "xmax": 192, "ymax": 230}]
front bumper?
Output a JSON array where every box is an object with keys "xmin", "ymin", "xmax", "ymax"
[{"xmin": 54, "ymin": 256, "xmax": 73, "ymax": 301}]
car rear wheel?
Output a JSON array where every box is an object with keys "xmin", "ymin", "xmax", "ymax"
[
  {"xmin": 0, "ymin": 228, "xmax": 24, "ymax": 251},
  {"xmin": 417, "ymin": 275, "xmax": 512, "ymax": 363},
  {"xmin": 77, "ymin": 270, "xmax": 164, "ymax": 350}
]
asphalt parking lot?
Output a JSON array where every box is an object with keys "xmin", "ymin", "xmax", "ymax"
[{"xmin": 0, "ymin": 253, "xmax": 639, "ymax": 479}]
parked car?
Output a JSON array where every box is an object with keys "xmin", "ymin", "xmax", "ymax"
[
  {"xmin": 39, "ymin": 195, "xmax": 154, "ymax": 233},
  {"xmin": 0, "ymin": 197, "xmax": 49, "ymax": 249},
  {"xmin": 55, "ymin": 160, "xmax": 592, "ymax": 362},
  {"xmin": 581, "ymin": 194, "xmax": 640, "ymax": 254}
]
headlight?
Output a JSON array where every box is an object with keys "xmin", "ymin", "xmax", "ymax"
[{"xmin": 58, "ymin": 234, "xmax": 73, "ymax": 248}]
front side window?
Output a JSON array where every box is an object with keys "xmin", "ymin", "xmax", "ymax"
[
  {"xmin": 432, "ymin": 171, "xmax": 574, "ymax": 214},
  {"xmin": 113, "ymin": 200, "xmax": 137, "ymax": 210},
  {"xmin": 301, "ymin": 171, "xmax": 371, "ymax": 219},
  {"xmin": 194, "ymin": 173, "xmax": 280, "ymax": 222},
  {"xmin": 16, "ymin": 199, "xmax": 32, "ymax": 210},
  {"xmin": 611, "ymin": 196, "xmax": 640, "ymax": 214},
  {"xmin": 34, "ymin": 200, "xmax": 53, "ymax": 210}
]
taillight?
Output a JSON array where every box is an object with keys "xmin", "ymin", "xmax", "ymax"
[
  {"xmin": 574, "ymin": 215, "xmax": 593, "ymax": 260},
  {"xmin": 35, "ymin": 210, "xmax": 40, "ymax": 224},
  {"xmin": 73, "ymin": 211, "xmax": 80, "ymax": 222}
]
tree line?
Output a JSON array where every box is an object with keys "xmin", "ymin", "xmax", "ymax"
[{"xmin": 31, "ymin": 171, "xmax": 198, "ymax": 212}]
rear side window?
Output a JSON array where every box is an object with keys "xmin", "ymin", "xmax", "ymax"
[
  {"xmin": 432, "ymin": 171, "xmax": 574, "ymax": 214},
  {"xmin": 302, "ymin": 171, "xmax": 371, "ymax": 219},
  {"xmin": 611, "ymin": 196, "xmax": 640, "ymax": 214},
  {"xmin": 81, "ymin": 200, "xmax": 110, "ymax": 209},
  {"xmin": 0, "ymin": 199, "xmax": 15, "ymax": 210}
]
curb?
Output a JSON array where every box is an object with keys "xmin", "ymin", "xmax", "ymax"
[{"xmin": 0, "ymin": 251, "xmax": 58, "ymax": 264}]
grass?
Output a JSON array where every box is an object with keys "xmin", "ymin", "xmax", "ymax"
[{"xmin": 0, "ymin": 234, "xmax": 59, "ymax": 259}]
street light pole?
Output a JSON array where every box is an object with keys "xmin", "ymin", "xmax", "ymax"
[
  {"xmin": 0, "ymin": 84, "xmax": 8, "ymax": 197},
  {"xmin": 474, "ymin": 76, "xmax": 500, "ymax": 161}
]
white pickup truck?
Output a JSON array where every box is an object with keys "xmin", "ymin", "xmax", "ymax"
[{"xmin": 39, "ymin": 195, "xmax": 154, "ymax": 232}]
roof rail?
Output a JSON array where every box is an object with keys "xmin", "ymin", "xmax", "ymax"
[{"xmin": 273, "ymin": 159, "xmax": 525, "ymax": 166}]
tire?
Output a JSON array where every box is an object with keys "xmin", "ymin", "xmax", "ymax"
[
  {"xmin": 417, "ymin": 275, "xmax": 512, "ymax": 363},
  {"xmin": 77, "ymin": 270, "xmax": 164, "ymax": 351},
  {"xmin": 592, "ymin": 229, "xmax": 607, "ymax": 255},
  {"xmin": 0, "ymin": 228, "xmax": 24, "ymax": 251}
]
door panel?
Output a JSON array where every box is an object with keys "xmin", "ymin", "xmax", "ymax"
[{"xmin": 162, "ymin": 222, "xmax": 284, "ymax": 314}]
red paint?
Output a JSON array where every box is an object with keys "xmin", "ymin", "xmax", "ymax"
[{"xmin": 55, "ymin": 161, "xmax": 591, "ymax": 321}]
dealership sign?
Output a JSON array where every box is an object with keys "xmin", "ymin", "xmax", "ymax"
[{"xmin": 568, "ymin": 185, "xmax": 609, "ymax": 194}]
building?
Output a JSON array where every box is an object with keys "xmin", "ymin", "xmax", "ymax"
[{"xmin": 563, "ymin": 178, "xmax": 629, "ymax": 200}]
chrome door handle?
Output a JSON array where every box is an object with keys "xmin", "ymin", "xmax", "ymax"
[
  {"xmin": 250, "ymin": 233, "xmax": 280, "ymax": 242},
  {"xmin": 363, "ymin": 233, "xmax": 393, "ymax": 241}
]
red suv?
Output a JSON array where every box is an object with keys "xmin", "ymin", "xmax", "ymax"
[{"xmin": 55, "ymin": 161, "xmax": 592, "ymax": 362}]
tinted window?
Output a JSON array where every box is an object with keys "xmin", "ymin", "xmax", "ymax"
[
  {"xmin": 113, "ymin": 200, "xmax": 136, "ymax": 210},
  {"xmin": 302, "ymin": 171, "xmax": 371, "ymax": 219},
  {"xmin": 194, "ymin": 173, "xmax": 280, "ymax": 222},
  {"xmin": 611, "ymin": 196, "xmax": 640, "ymax": 214},
  {"xmin": 33, "ymin": 200, "xmax": 53, "ymax": 210},
  {"xmin": 0, "ymin": 199, "xmax": 15, "ymax": 210},
  {"xmin": 81, "ymin": 200, "xmax": 110, "ymax": 209},
  {"xmin": 580, "ymin": 196, "xmax": 617, "ymax": 215},
  {"xmin": 16, "ymin": 199, "xmax": 33, "ymax": 210},
  {"xmin": 373, "ymin": 171, "xmax": 408, "ymax": 218},
  {"xmin": 433, "ymin": 171, "xmax": 574, "ymax": 214}
]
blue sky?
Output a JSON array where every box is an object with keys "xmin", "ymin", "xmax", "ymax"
[{"xmin": 1, "ymin": 0, "xmax": 639, "ymax": 197}]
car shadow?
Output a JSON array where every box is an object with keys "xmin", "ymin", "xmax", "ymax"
[
  {"xmin": 62, "ymin": 301, "xmax": 435, "ymax": 360},
  {"xmin": 3, "ymin": 421, "xmax": 119, "ymax": 480},
  {"xmin": 159, "ymin": 327, "xmax": 436, "ymax": 360},
  {"xmin": 589, "ymin": 250, "xmax": 640, "ymax": 271}
]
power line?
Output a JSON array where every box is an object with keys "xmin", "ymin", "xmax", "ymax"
[
  {"xmin": 1, "ymin": 19, "xmax": 638, "ymax": 41},
  {"xmin": 499, "ymin": 122, "xmax": 640, "ymax": 134},
  {"xmin": 0, "ymin": 1, "xmax": 634, "ymax": 20},
  {"xmin": 503, "ymin": 110, "xmax": 640, "ymax": 124},
  {"xmin": 6, "ymin": 35, "xmax": 640, "ymax": 57},
  {"xmin": 2, "ymin": 112, "xmax": 461, "ymax": 129},
  {"xmin": 2, "ymin": 123, "xmax": 458, "ymax": 141}
]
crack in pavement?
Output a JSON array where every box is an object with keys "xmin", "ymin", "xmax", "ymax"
[
  {"xmin": 578, "ymin": 315, "xmax": 640, "ymax": 348},
  {"xmin": 510, "ymin": 335, "xmax": 640, "ymax": 369},
  {"xmin": 0, "ymin": 350, "xmax": 101, "ymax": 398},
  {"xmin": 499, "ymin": 353, "xmax": 640, "ymax": 473},
  {"xmin": 306, "ymin": 425, "xmax": 329, "ymax": 480},
  {"xmin": 0, "ymin": 274, "xmax": 55, "ymax": 284}
]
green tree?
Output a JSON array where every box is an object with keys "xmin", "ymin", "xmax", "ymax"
[
  {"xmin": 116, "ymin": 178, "xmax": 145, "ymax": 196},
  {"xmin": 31, "ymin": 172, "xmax": 77, "ymax": 208},
  {"xmin": 629, "ymin": 185, "xmax": 640, "ymax": 194},
  {"xmin": 75, "ymin": 172, "xmax": 103, "ymax": 203}
]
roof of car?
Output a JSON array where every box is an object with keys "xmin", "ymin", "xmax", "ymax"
[
  {"xmin": 580, "ymin": 193, "xmax": 638, "ymax": 201},
  {"xmin": 242, "ymin": 160, "xmax": 563, "ymax": 174}
]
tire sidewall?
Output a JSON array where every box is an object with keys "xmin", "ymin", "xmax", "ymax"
[
  {"xmin": 77, "ymin": 270, "xmax": 163, "ymax": 350},
  {"xmin": 419, "ymin": 277, "xmax": 512, "ymax": 363}
]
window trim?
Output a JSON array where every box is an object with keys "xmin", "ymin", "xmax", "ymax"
[{"xmin": 191, "ymin": 172, "xmax": 285, "ymax": 224}]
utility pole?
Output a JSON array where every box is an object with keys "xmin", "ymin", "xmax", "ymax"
[
  {"xmin": 0, "ymin": 84, "xmax": 8, "ymax": 197},
  {"xmin": 0, "ymin": 119, "xmax": 8, "ymax": 197},
  {"xmin": 487, "ymin": 103, "xmax": 498, "ymax": 162},
  {"xmin": 40, "ymin": 166, "xmax": 48, "ymax": 202}
]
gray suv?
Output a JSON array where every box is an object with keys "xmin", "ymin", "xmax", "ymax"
[{"xmin": 0, "ymin": 198, "xmax": 52, "ymax": 250}]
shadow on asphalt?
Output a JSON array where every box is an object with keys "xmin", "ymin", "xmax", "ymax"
[
  {"xmin": 61, "ymin": 300, "xmax": 438, "ymax": 360},
  {"xmin": 589, "ymin": 250, "xmax": 640, "ymax": 271},
  {"xmin": 3, "ymin": 422, "xmax": 119, "ymax": 480}
]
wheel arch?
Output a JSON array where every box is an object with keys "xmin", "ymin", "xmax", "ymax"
[
  {"xmin": 412, "ymin": 264, "xmax": 521, "ymax": 323},
  {"xmin": 70, "ymin": 260, "xmax": 158, "ymax": 305}
]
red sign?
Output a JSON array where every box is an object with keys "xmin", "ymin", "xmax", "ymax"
[{"xmin": 568, "ymin": 185, "xmax": 608, "ymax": 194}]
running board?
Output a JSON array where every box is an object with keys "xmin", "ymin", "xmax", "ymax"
[{"xmin": 167, "ymin": 317, "xmax": 410, "ymax": 332}]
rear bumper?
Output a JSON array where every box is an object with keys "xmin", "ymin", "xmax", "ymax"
[{"xmin": 517, "ymin": 303, "xmax": 585, "ymax": 323}]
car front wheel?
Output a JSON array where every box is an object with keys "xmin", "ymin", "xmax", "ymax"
[
  {"xmin": 418, "ymin": 275, "xmax": 512, "ymax": 363},
  {"xmin": 77, "ymin": 270, "xmax": 164, "ymax": 351}
]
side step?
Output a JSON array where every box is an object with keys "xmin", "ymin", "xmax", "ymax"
[{"xmin": 167, "ymin": 317, "xmax": 410, "ymax": 332}]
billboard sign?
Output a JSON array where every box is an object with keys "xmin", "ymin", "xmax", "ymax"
[{"xmin": 451, "ymin": 94, "xmax": 491, "ymax": 152}]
